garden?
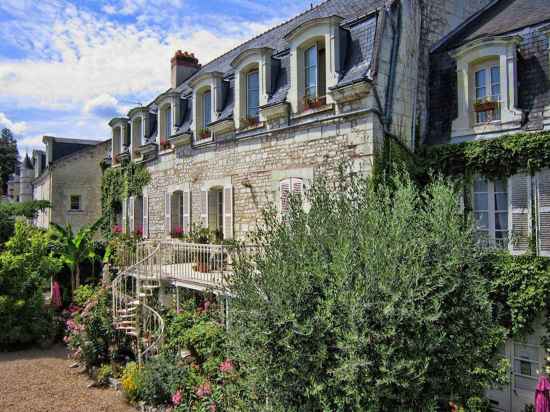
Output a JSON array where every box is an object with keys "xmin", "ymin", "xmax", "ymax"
[{"xmin": 1, "ymin": 145, "xmax": 550, "ymax": 411}]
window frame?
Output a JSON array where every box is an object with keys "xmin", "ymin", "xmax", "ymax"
[
  {"xmin": 304, "ymin": 44, "xmax": 318, "ymax": 99},
  {"xmin": 202, "ymin": 90, "xmax": 212, "ymax": 129},
  {"xmin": 472, "ymin": 61, "xmax": 501, "ymax": 124},
  {"xmin": 69, "ymin": 195, "xmax": 81, "ymax": 211},
  {"xmin": 246, "ymin": 70, "xmax": 260, "ymax": 120},
  {"xmin": 164, "ymin": 104, "xmax": 172, "ymax": 140},
  {"xmin": 472, "ymin": 176, "xmax": 509, "ymax": 248}
]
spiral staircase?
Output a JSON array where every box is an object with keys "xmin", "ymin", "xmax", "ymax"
[{"xmin": 112, "ymin": 241, "xmax": 165, "ymax": 363}]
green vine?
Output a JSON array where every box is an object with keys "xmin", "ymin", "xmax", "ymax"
[
  {"xmin": 416, "ymin": 131, "xmax": 550, "ymax": 373},
  {"xmin": 100, "ymin": 162, "xmax": 150, "ymax": 237}
]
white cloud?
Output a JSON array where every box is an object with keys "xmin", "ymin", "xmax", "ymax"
[
  {"xmin": 0, "ymin": 112, "xmax": 28, "ymax": 134},
  {"xmin": 83, "ymin": 94, "xmax": 122, "ymax": 118}
]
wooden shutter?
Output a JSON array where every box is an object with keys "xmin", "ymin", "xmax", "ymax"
[
  {"xmin": 279, "ymin": 179, "xmax": 291, "ymax": 214},
  {"xmin": 182, "ymin": 190, "xmax": 191, "ymax": 232},
  {"xmin": 292, "ymin": 177, "xmax": 304, "ymax": 196},
  {"xmin": 537, "ymin": 169, "xmax": 550, "ymax": 257},
  {"xmin": 165, "ymin": 192, "xmax": 171, "ymax": 237},
  {"xmin": 200, "ymin": 188, "xmax": 208, "ymax": 228},
  {"xmin": 122, "ymin": 197, "xmax": 128, "ymax": 234},
  {"xmin": 223, "ymin": 185, "xmax": 233, "ymax": 239},
  {"xmin": 128, "ymin": 196, "xmax": 135, "ymax": 235},
  {"xmin": 143, "ymin": 195, "xmax": 149, "ymax": 239},
  {"xmin": 508, "ymin": 174, "xmax": 531, "ymax": 255}
]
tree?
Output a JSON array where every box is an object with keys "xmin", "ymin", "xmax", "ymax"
[
  {"xmin": 0, "ymin": 128, "xmax": 18, "ymax": 196},
  {"xmin": 50, "ymin": 219, "xmax": 102, "ymax": 294},
  {"xmin": 228, "ymin": 167, "xmax": 506, "ymax": 411},
  {"xmin": 0, "ymin": 200, "xmax": 51, "ymax": 246}
]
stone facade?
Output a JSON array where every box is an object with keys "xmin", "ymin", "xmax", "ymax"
[{"xmin": 33, "ymin": 140, "xmax": 109, "ymax": 232}]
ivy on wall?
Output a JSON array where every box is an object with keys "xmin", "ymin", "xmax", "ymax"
[
  {"xmin": 100, "ymin": 162, "xmax": 150, "ymax": 237},
  {"xmin": 418, "ymin": 131, "xmax": 550, "ymax": 180},
  {"xmin": 416, "ymin": 130, "xmax": 550, "ymax": 371}
]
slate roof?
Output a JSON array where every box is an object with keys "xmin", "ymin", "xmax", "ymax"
[
  {"xmin": 436, "ymin": 0, "xmax": 550, "ymax": 52},
  {"xmin": 167, "ymin": 0, "xmax": 381, "ymax": 133}
]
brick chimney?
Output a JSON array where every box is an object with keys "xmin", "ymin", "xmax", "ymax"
[{"xmin": 171, "ymin": 50, "xmax": 201, "ymax": 89}]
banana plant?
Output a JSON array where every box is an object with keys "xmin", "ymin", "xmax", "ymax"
[{"xmin": 50, "ymin": 218, "xmax": 103, "ymax": 295}]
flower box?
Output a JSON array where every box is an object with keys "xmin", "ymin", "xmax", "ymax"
[
  {"xmin": 473, "ymin": 100, "xmax": 497, "ymax": 113},
  {"xmin": 199, "ymin": 129, "xmax": 211, "ymax": 140},
  {"xmin": 240, "ymin": 116, "xmax": 260, "ymax": 129},
  {"xmin": 304, "ymin": 95, "xmax": 327, "ymax": 111}
]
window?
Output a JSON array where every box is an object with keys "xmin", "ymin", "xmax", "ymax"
[
  {"xmin": 202, "ymin": 91, "xmax": 212, "ymax": 128},
  {"xmin": 70, "ymin": 195, "xmax": 81, "ymax": 211},
  {"xmin": 513, "ymin": 342, "xmax": 540, "ymax": 391},
  {"xmin": 208, "ymin": 188, "xmax": 223, "ymax": 239},
  {"xmin": 305, "ymin": 45, "xmax": 318, "ymax": 99},
  {"xmin": 474, "ymin": 64, "xmax": 501, "ymax": 123},
  {"xmin": 473, "ymin": 177, "xmax": 508, "ymax": 247},
  {"xmin": 280, "ymin": 177, "xmax": 304, "ymax": 214},
  {"xmin": 164, "ymin": 106, "xmax": 172, "ymax": 140},
  {"xmin": 246, "ymin": 70, "xmax": 260, "ymax": 120}
]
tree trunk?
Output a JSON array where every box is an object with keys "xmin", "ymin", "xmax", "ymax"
[
  {"xmin": 75, "ymin": 264, "xmax": 81, "ymax": 290},
  {"xmin": 70, "ymin": 269, "xmax": 75, "ymax": 297}
]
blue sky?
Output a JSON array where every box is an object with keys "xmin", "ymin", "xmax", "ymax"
[{"xmin": 0, "ymin": 0, "xmax": 314, "ymax": 153}]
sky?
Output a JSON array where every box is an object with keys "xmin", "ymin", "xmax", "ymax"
[{"xmin": 0, "ymin": 0, "xmax": 315, "ymax": 154}]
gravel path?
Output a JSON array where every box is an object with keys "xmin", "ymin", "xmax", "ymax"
[{"xmin": 0, "ymin": 345, "xmax": 135, "ymax": 412}]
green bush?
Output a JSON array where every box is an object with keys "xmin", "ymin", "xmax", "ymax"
[
  {"xmin": 0, "ymin": 222, "xmax": 62, "ymax": 349},
  {"xmin": 73, "ymin": 285, "xmax": 98, "ymax": 307},
  {"xmin": 227, "ymin": 168, "xmax": 506, "ymax": 411},
  {"xmin": 0, "ymin": 200, "xmax": 50, "ymax": 247},
  {"xmin": 97, "ymin": 364, "xmax": 113, "ymax": 386}
]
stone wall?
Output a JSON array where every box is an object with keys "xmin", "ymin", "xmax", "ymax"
[{"xmin": 143, "ymin": 109, "xmax": 379, "ymax": 240}]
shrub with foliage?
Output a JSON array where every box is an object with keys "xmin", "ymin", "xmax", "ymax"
[
  {"xmin": 0, "ymin": 200, "xmax": 50, "ymax": 246},
  {"xmin": 0, "ymin": 221, "xmax": 62, "ymax": 349},
  {"xmin": 228, "ymin": 168, "xmax": 506, "ymax": 411}
]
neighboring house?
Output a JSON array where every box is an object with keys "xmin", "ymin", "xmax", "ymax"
[
  {"xmin": 31, "ymin": 136, "xmax": 110, "ymax": 232},
  {"xmin": 5, "ymin": 155, "xmax": 33, "ymax": 203},
  {"xmin": 428, "ymin": 0, "xmax": 550, "ymax": 410},
  {"xmin": 107, "ymin": 0, "xmax": 492, "ymax": 241}
]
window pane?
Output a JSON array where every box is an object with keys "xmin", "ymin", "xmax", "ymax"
[
  {"xmin": 494, "ymin": 178, "xmax": 507, "ymax": 193},
  {"xmin": 474, "ymin": 177, "xmax": 488, "ymax": 192},
  {"xmin": 475, "ymin": 69, "xmax": 486, "ymax": 100},
  {"xmin": 165, "ymin": 107, "xmax": 172, "ymax": 138},
  {"xmin": 203, "ymin": 91, "xmax": 211, "ymax": 128},
  {"xmin": 491, "ymin": 66, "xmax": 500, "ymax": 99},
  {"xmin": 305, "ymin": 46, "xmax": 317, "ymax": 98},
  {"xmin": 247, "ymin": 71, "xmax": 260, "ymax": 119},
  {"xmin": 474, "ymin": 193, "xmax": 488, "ymax": 210},
  {"xmin": 495, "ymin": 212, "xmax": 508, "ymax": 231},
  {"xmin": 475, "ymin": 212, "xmax": 489, "ymax": 230},
  {"xmin": 494, "ymin": 193, "xmax": 508, "ymax": 211}
]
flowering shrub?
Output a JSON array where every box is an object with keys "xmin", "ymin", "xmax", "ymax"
[
  {"xmin": 111, "ymin": 225, "xmax": 123, "ymax": 234},
  {"xmin": 121, "ymin": 362, "xmax": 141, "ymax": 402},
  {"xmin": 172, "ymin": 226, "xmax": 185, "ymax": 238}
]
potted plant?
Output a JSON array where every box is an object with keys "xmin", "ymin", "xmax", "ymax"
[
  {"xmin": 199, "ymin": 129, "xmax": 211, "ymax": 139},
  {"xmin": 303, "ymin": 95, "xmax": 327, "ymax": 110},
  {"xmin": 241, "ymin": 116, "xmax": 259, "ymax": 129},
  {"xmin": 171, "ymin": 226, "xmax": 185, "ymax": 239},
  {"xmin": 473, "ymin": 98, "xmax": 498, "ymax": 113}
]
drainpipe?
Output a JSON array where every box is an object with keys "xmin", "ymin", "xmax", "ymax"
[{"xmin": 383, "ymin": 0, "xmax": 401, "ymax": 131}]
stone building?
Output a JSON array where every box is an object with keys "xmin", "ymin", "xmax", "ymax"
[
  {"xmin": 427, "ymin": 0, "xmax": 550, "ymax": 410},
  {"xmin": 108, "ymin": 0, "xmax": 493, "ymax": 241},
  {"xmin": 31, "ymin": 136, "xmax": 110, "ymax": 232}
]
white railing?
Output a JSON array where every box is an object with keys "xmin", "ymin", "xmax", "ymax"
[{"xmin": 112, "ymin": 241, "xmax": 164, "ymax": 363}]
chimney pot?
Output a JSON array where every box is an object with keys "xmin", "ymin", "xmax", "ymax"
[{"xmin": 171, "ymin": 50, "xmax": 201, "ymax": 88}]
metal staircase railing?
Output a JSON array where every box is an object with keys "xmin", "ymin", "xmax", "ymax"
[{"xmin": 112, "ymin": 241, "xmax": 165, "ymax": 363}]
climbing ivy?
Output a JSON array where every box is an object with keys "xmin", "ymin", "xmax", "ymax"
[
  {"xmin": 418, "ymin": 130, "xmax": 550, "ymax": 180},
  {"xmin": 416, "ymin": 131, "xmax": 550, "ymax": 372},
  {"xmin": 100, "ymin": 162, "xmax": 150, "ymax": 237}
]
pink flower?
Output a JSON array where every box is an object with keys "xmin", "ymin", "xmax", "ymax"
[
  {"xmin": 63, "ymin": 335, "xmax": 70, "ymax": 344},
  {"xmin": 112, "ymin": 225, "xmax": 123, "ymax": 234},
  {"xmin": 171, "ymin": 390, "xmax": 182, "ymax": 406},
  {"xmin": 196, "ymin": 382, "xmax": 212, "ymax": 399},
  {"xmin": 219, "ymin": 359, "xmax": 234, "ymax": 374},
  {"xmin": 68, "ymin": 304, "xmax": 81, "ymax": 313},
  {"xmin": 209, "ymin": 403, "xmax": 217, "ymax": 412}
]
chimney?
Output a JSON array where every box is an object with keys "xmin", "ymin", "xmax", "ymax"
[{"xmin": 171, "ymin": 50, "xmax": 201, "ymax": 89}]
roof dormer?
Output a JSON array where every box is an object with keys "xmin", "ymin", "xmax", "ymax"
[{"xmin": 189, "ymin": 72, "xmax": 227, "ymax": 143}]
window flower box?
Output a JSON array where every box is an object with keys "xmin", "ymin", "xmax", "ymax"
[
  {"xmin": 303, "ymin": 95, "xmax": 327, "ymax": 111},
  {"xmin": 240, "ymin": 116, "xmax": 260, "ymax": 129},
  {"xmin": 473, "ymin": 100, "xmax": 498, "ymax": 113},
  {"xmin": 198, "ymin": 129, "xmax": 211, "ymax": 140}
]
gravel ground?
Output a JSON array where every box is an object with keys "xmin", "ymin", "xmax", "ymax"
[{"xmin": 0, "ymin": 344, "xmax": 135, "ymax": 412}]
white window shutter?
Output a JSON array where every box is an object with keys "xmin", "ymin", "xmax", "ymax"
[
  {"xmin": 182, "ymin": 190, "xmax": 191, "ymax": 232},
  {"xmin": 128, "ymin": 196, "xmax": 135, "ymax": 235},
  {"xmin": 122, "ymin": 198, "xmax": 128, "ymax": 234},
  {"xmin": 279, "ymin": 179, "xmax": 291, "ymax": 214},
  {"xmin": 292, "ymin": 177, "xmax": 304, "ymax": 196},
  {"xmin": 537, "ymin": 169, "xmax": 550, "ymax": 257},
  {"xmin": 223, "ymin": 185, "xmax": 233, "ymax": 239},
  {"xmin": 165, "ymin": 192, "xmax": 171, "ymax": 237},
  {"xmin": 200, "ymin": 188, "xmax": 208, "ymax": 228},
  {"xmin": 143, "ymin": 195, "xmax": 149, "ymax": 239},
  {"xmin": 508, "ymin": 173, "xmax": 531, "ymax": 255}
]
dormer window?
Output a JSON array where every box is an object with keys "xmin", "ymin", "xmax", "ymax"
[
  {"xmin": 450, "ymin": 35, "xmax": 523, "ymax": 140},
  {"xmin": 473, "ymin": 62, "xmax": 501, "ymax": 124},
  {"xmin": 190, "ymin": 72, "xmax": 224, "ymax": 142},
  {"xmin": 159, "ymin": 103, "xmax": 172, "ymax": 146},
  {"xmin": 246, "ymin": 70, "xmax": 260, "ymax": 120},
  {"xmin": 132, "ymin": 117, "xmax": 143, "ymax": 152}
]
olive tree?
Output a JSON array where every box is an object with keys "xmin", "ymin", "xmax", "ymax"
[{"xmin": 227, "ymin": 167, "xmax": 505, "ymax": 411}]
